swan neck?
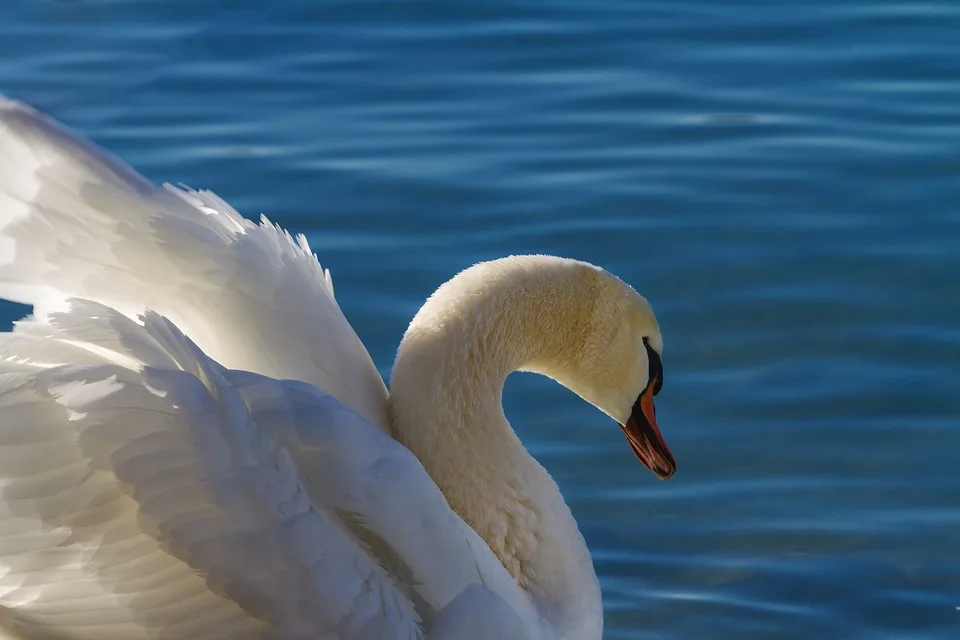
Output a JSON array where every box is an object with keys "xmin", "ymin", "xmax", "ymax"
[{"xmin": 389, "ymin": 257, "xmax": 603, "ymax": 640}]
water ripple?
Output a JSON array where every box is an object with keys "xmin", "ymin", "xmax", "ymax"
[{"xmin": 1, "ymin": 0, "xmax": 958, "ymax": 637}]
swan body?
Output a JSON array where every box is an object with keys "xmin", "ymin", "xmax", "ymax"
[{"xmin": 0, "ymin": 97, "xmax": 674, "ymax": 639}]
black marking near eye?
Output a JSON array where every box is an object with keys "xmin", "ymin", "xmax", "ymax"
[{"xmin": 642, "ymin": 337, "xmax": 663, "ymax": 396}]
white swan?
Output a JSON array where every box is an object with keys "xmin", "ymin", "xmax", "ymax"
[{"xmin": 0, "ymin": 97, "xmax": 675, "ymax": 640}]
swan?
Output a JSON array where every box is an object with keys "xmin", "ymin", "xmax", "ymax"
[{"xmin": 0, "ymin": 97, "xmax": 675, "ymax": 640}]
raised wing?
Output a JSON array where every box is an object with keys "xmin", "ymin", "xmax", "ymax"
[
  {"xmin": 0, "ymin": 96, "xmax": 388, "ymax": 430},
  {"xmin": 0, "ymin": 301, "xmax": 539, "ymax": 640}
]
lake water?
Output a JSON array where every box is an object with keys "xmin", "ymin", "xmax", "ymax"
[{"xmin": 1, "ymin": 1, "xmax": 959, "ymax": 638}]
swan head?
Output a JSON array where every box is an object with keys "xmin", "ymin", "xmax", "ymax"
[
  {"xmin": 396, "ymin": 255, "xmax": 676, "ymax": 480},
  {"xmin": 534, "ymin": 262, "xmax": 676, "ymax": 479}
]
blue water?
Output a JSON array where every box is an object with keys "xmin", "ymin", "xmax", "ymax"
[{"xmin": 2, "ymin": 1, "xmax": 959, "ymax": 638}]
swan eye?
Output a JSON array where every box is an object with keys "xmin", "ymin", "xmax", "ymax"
[{"xmin": 642, "ymin": 337, "xmax": 663, "ymax": 396}]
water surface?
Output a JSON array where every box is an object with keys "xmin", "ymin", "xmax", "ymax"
[{"xmin": 1, "ymin": 1, "xmax": 959, "ymax": 637}]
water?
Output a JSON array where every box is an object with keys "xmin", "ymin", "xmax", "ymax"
[{"xmin": 1, "ymin": 1, "xmax": 959, "ymax": 637}]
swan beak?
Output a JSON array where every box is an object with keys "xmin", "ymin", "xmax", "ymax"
[{"xmin": 620, "ymin": 374, "xmax": 676, "ymax": 479}]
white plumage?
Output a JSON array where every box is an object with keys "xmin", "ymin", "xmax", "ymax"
[
  {"xmin": 0, "ymin": 96, "xmax": 671, "ymax": 640},
  {"xmin": 0, "ymin": 298, "xmax": 538, "ymax": 639},
  {"xmin": 0, "ymin": 96, "xmax": 387, "ymax": 431}
]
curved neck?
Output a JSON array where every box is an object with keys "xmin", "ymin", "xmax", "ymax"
[{"xmin": 389, "ymin": 257, "xmax": 603, "ymax": 640}]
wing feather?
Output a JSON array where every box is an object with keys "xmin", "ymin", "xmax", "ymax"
[
  {"xmin": 0, "ymin": 97, "xmax": 541, "ymax": 640},
  {"xmin": 0, "ymin": 302, "xmax": 424, "ymax": 639},
  {"xmin": 226, "ymin": 373, "xmax": 543, "ymax": 639},
  {"xmin": 0, "ymin": 96, "xmax": 388, "ymax": 430}
]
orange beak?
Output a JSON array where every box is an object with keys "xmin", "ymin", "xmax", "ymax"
[{"xmin": 619, "ymin": 372, "xmax": 676, "ymax": 479}]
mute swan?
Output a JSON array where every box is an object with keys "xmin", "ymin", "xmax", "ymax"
[{"xmin": 0, "ymin": 97, "xmax": 675, "ymax": 640}]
